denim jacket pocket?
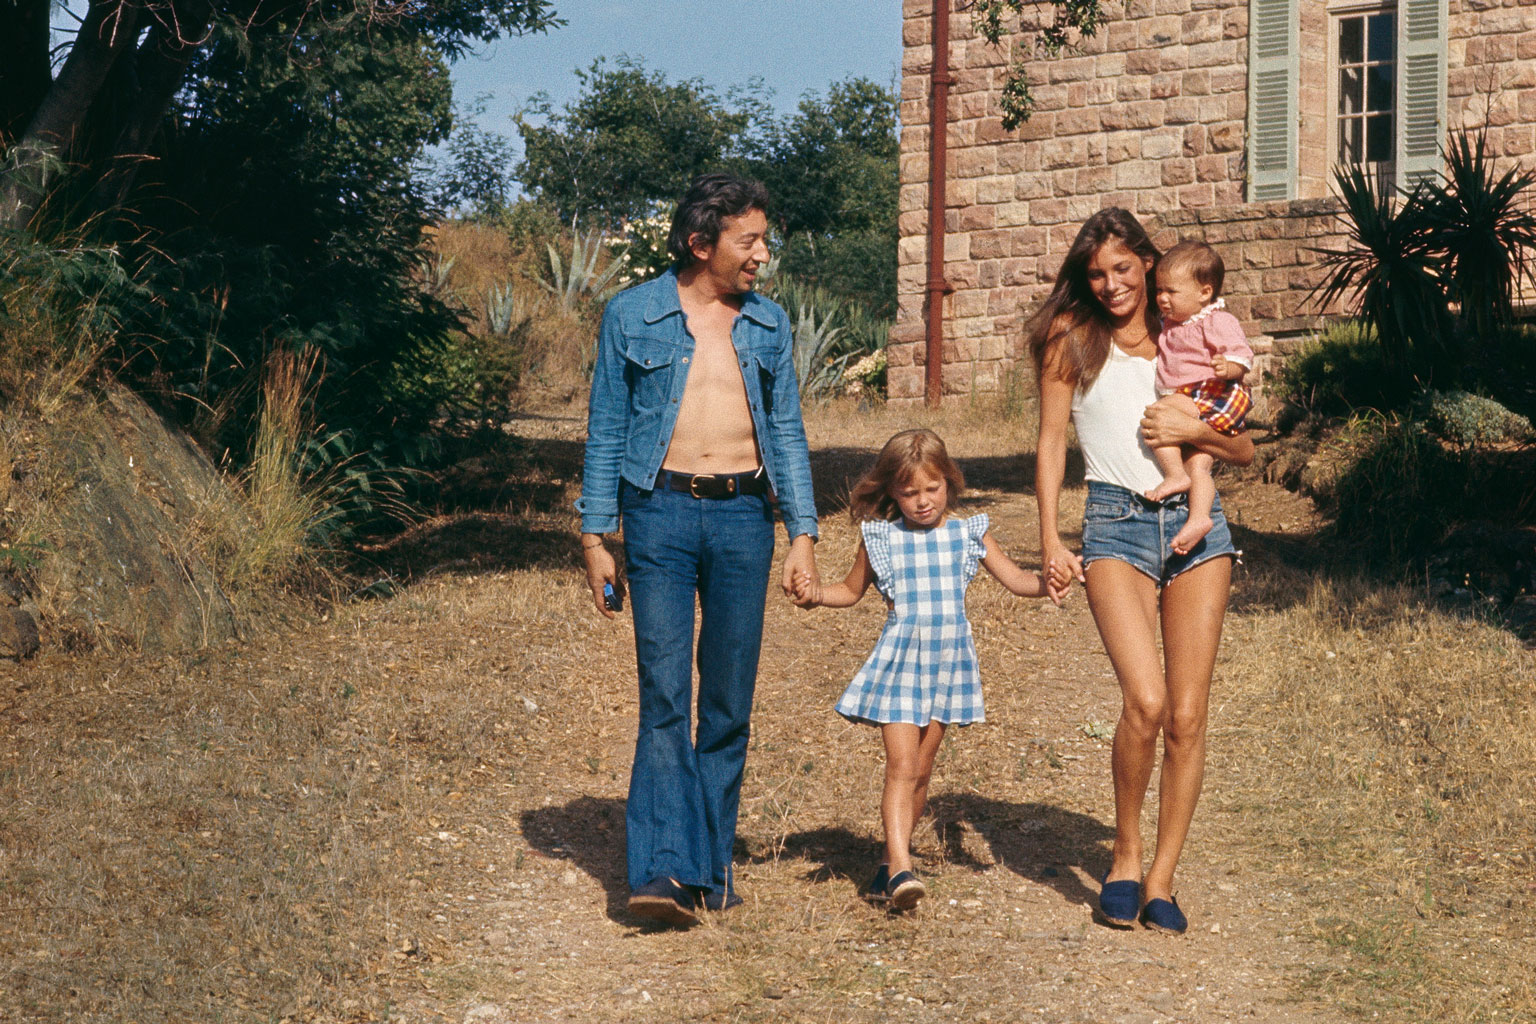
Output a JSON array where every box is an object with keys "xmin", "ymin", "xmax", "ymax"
[
  {"xmin": 751, "ymin": 348, "xmax": 779, "ymax": 416},
  {"xmin": 623, "ymin": 339, "xmax": 678, "ymax": 411}
]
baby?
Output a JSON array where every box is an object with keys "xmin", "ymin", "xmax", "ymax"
[{"xmin": 1146, "ymin": 240, "xmax": 1253, "ymax": 554}]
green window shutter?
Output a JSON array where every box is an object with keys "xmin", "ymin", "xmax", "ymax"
[
  {"xmin": 1248, "ymin": 0, "xmax": 1299, "ymax": 201},
  {"xmin": 1396, "ymin": 0, "xmax": 1446, "ymax": 188}
]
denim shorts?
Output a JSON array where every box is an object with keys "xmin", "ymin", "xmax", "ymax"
[{"xmin": 1080, "ymin": 481, "xmax": 1240, "ymax": 586}]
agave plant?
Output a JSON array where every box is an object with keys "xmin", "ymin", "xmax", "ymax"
[
  {"xmin": 484, "ymin": 280, "xmax": 522, "ymax": 337},
  {"xmin": 542, "ymin": 226, "xmax": 628, "ymax": 311},
  {"xmin": 790, "ymin": 295, "xmax": 853, "ymax": 401},
  {"xmin": 418, "ymin": 252, "xmax": 455, "ymax": 298},
  {"xmin": 1307, "ymin": 165, "xmax": 1452, "ymax": 382},
  {"xmin": 1418, "ymin": 129, "xmax": 1536, "ymax": 341}
]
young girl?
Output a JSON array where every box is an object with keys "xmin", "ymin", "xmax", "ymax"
[
  {"xmin": 1144, "ymin": 239, "xmax": 1255, "ymax": 555},
  {"xmin": 794, "ymin": 429, "xmax": 1052, "ymax": 910}
]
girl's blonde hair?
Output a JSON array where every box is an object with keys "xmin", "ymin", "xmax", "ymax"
[
  {"xmin": 1024, "ymin": 207, "xmax": 1161, "ymax": 391},
  {"xmin": 848, "ymin": 429, "xmax": 965, "ymax": 523}
]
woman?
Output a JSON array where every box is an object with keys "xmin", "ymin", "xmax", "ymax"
[{"xmin": 1029, "ymin": 209, "xmax": 1252, "ymax": 934}]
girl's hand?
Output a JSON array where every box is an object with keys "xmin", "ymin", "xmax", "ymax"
[
  {"xmin": 791, "ymin": 569, "xmax": 819, "ymax": 606},
  {"xmin": 1042, "ymin": 541, "xmax": 1082, "ymax": 606}
]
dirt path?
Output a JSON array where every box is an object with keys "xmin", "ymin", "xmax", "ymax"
[
  {"xmin": 365, "ymin": 408, "xmax": 1343, "ymax": 1024},
  {"xmin": 0, "ymin": 404, "xmax": 1349, "ymax": 1024}
]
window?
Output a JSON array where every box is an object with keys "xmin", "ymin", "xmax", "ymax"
[
  {"xmin": 1247, "ymin": 0, "xmax": 1446, "ymax": 201},
  {"xmin": 1335, "ymin": 10, "xmax": 1396, "ymax": 170}
]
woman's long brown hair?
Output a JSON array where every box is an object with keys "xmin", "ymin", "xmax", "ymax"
[
  {"xmin": 1024, "ymin": 208, "xmax": 1162, "ymax": 391},
  {"xmin": 848, "ymin": 429, "xmax": 966, "ymax": 523}
]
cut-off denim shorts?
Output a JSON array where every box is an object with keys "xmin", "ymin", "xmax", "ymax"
[{"xmin": 1080, "ymin": 480, "xmax": 1240, "ymax": 586}]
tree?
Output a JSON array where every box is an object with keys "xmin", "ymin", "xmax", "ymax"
[
  {"xmin": 0, "ymin": 0, "xmax": 560, "ymax": 233},
  {"xmin": 747, "ymin": 78, "xmax": 899, "ymax": 316},
  {"xmin": 514, "ymin": 56, "xmax": 761, "ymax": 227},
  {"xmin": 972, "ymin": 0, "xmax": 1107, "ymax": 129},
  {"xmin": 432, "ymin": 95, "xmax": 519, "ymax": 219}
]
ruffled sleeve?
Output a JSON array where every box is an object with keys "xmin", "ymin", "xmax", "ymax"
[
  {"xmin": 963, "ymin": 513, "xmax": 989, "ymax": 585},
  {"xmin": 861, "ymin": 520, "xmax": 896, "ymax": 601}
]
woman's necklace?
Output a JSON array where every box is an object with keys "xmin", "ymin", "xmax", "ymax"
[{"xmin": 1112, "ymin": 326, "xmax": 1152, "ymax": 352}]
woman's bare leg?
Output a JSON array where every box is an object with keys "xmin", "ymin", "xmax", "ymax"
[
  {"xmin": 1143, "ymin": 555, "xmax": 1231, "ymax": 902},
  {"xmin": 1084, "ymin": 559, "xmax": 1165, "ymax": 885}
]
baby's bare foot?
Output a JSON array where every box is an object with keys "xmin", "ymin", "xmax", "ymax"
[
  {"xmin": 1170, "ymin": 514, "xmax": 1213, "ymax": 555},
  {"xmin": 1145, "ymin": 471, "xmax": 1192, "ymax": 503}
]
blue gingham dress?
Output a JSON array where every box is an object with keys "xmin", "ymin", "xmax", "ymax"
[{"xmin": 835, "ymin": 514, "xmax": 989, "ymax": 726}]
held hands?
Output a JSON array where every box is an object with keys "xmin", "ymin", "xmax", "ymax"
[
  {"xmin": 782, "ymin": 534, "xmax": 819, "ymax": 608},
  {"xmin": 790, "ymin": 568, "xmax": 821, "ymax": 606},
  {"xmin": 1043, "ymin": 542, "xmax": 1084, "ymax": 605}
]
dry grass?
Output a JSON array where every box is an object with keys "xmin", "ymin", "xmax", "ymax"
[
  {"xmin": 1215, "ymin": 568, "xmax": 1536, "ymax": 1021},
  {"xmin": 221, "ymin": 347, "xmax": 333, "ymax": 588},
  {"xmin": 1, "ymin": 395, "xmax": 1531, "ymax": 1023}
]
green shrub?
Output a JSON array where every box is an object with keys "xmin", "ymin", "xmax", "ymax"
[
  {"xmin": 1272, "ymin": 320, "xmax": 1416, "ymax": 416},
  {"xmin": 1323, "ymin": 412, "xmax": 1535, "ymax": 564},
  {"xmin": 1417, "ymin": 390, "xmax": 1535, "ymax": 447}
]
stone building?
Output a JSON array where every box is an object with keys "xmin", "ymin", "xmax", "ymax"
[{"xmin": 892, "ymin": 0, "xmax": 1536, "ymax": 405}]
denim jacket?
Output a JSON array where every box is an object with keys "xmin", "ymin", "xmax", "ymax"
[{"xmin": 575, "ymin": 268, "xmax": 819, "ymax": 540}]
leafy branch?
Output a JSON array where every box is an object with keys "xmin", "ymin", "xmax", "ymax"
[{"xmin": 969, "ymin": 0, "xmax": 1106, "ymax": 130}]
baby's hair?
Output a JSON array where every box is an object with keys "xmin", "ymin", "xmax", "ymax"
[
  {"xmin": 848, "ymin": 428, "xmax": 965, "ymax": 523},
  {"xmin": 1160, "ymin": 239, "xmax": 1225, "ymax": 299}
]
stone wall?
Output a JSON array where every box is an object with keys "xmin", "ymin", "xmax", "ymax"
[{"xmin": 893, "ymin": 0, "xmax": 1536, "ymax": 405}]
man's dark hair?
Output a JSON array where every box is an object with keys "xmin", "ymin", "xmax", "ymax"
[{"xmin": 667, "ymin": 173, "xmax": 771, "ymax": 267}]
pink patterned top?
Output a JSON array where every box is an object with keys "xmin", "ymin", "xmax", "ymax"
[{"xmin": 1155, "ymin": 299, "xmax": 1254, "ymax": 392}]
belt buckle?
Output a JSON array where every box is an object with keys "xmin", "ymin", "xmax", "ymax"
[{"xmin": 689, "ymin": 474, "xmax": 713, "ymax": 499}]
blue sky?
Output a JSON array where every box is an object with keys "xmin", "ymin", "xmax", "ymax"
[{"xmin": 449, "ymin": 2, "xmax": 905, "ymax": 155}]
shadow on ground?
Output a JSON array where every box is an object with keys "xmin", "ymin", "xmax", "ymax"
[
  {"xmin": 521, "ymin": 797, "xmax": 632, "ymax": 923},
  {"xmin": 744, "ymin": 798, "xmax": 1112, "ymax": 916}
]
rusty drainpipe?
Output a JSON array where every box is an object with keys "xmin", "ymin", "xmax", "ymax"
[{"xmin": 925, "ymin": 0, "xmax": 954, "ymax": 408}]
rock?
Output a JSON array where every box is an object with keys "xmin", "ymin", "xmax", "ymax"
[
  {"xmin": 464, "ymin": 1004, "xmax": 503, "ymax": 1022},
  {"xmin": 21, "ymin": 383, "xmax": 243, "ymax": 652},
  {"xmin": 0, "ymin": 607, "xmax": 38, "ymax": 659}
]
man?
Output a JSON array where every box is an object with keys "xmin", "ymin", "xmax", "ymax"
[{"xmin": 576, "ymin": 173, "xmax": 819, "ymax": 926}]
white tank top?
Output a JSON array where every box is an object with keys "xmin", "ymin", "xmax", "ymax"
[{"xmin": 1070, "ymin": 344, "xmax": 1164, "ymax": 495}]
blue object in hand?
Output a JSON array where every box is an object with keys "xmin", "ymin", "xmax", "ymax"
[{"xmin": 603, "ymin": 582, "xmax": 623, "ymax": 611}]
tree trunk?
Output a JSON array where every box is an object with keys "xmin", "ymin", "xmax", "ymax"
[
  {"xmin": 91, "ymin": 5, "xmax": 214, "ymax": 215},
  {"xmin": 0, "ymin": 0, "xmax": 143, "ymax": 231},
  {"xmin": 0, "ymin": 0, "xmax": 52, "ymax": 149}
]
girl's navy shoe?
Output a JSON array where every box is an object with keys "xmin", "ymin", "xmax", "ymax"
[
  {"xmin": 886, "ymin": 870, "xmax": 926, "ymax": 911},
  {"xmin": 863, "ymin": 863, "xmax": 892, "ymax": 902},
  {"xmin": 1140, "ymin": 896, "xmax": 1188, "ymax": 934},
  {"xmin": 1098, "ymin": 876, "xmax": 1141, "ymax": 928}
]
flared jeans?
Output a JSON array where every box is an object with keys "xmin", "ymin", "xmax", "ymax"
[{"xmin": 620, "ymin": 480, "xmax": 775, "ymax": 903}]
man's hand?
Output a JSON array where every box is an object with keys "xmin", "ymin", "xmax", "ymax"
[
  {"xmin": 782, "ymin": 534, "xmax": 818, "ymax": 607},
  {"xmin": 582, "ymin": 535, "xmax": 620, "ymax": 619}
]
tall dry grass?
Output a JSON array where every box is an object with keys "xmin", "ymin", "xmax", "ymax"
[
  {"xmin": 217, "ymin": 347, "xmax": 335, "ymax": 588},
  {"xmin": 1216, "ymin": 567, "xmax": 1536, "ymax": 1021}
]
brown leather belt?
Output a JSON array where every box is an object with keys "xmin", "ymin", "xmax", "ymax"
[{"xmin": 655, "ymin": 468, "xmax": 769, "ymax": 500}]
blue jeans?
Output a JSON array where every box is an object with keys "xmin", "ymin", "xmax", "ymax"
[
  {"xmin": 1080, "ymin": 481, "xmax": 1240, "ymax": 585},
  {"xmin": 620, "ymin": 480, "xmax": 776, "ymax": 901}
]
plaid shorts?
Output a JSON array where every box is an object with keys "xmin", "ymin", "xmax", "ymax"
[{"xmin": 1177, "ymin": 378, "xmax": 1252, "ymax": 435}]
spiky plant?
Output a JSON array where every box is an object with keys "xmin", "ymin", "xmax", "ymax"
[
  {"xmin": 542, "ymin": 226, "xmax": 628, "ymax": 311},
  {"xmin": 1418, "ymin": 130, "xmax": 1536, "ymax": 340},
  {"xmin": 1308, "ymin": 165, "xmax": 1452, "ymax": 383}
]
